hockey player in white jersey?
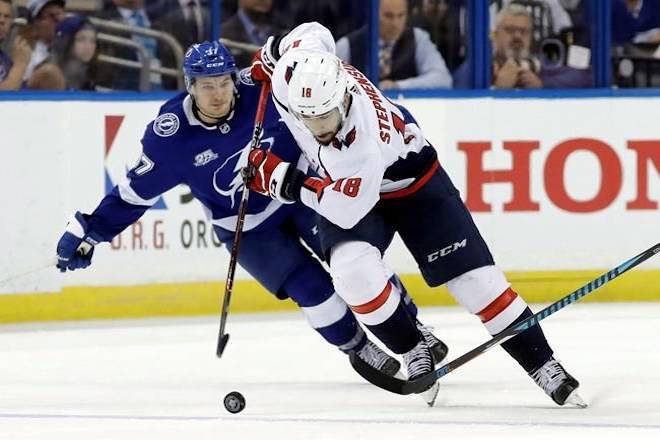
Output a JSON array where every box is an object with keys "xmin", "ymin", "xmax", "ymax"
[{"xmin": 246, "ymin": 22, "xmax": 585, "ymax": 407}]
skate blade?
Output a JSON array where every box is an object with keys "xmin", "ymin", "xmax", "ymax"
[
  {"xmin": 419, "ymin": 381, "xmax": 440, "ymax": 407},
  {"xmin": 565, "ymin": 390, "xmax": 588, "ymax": 408}
]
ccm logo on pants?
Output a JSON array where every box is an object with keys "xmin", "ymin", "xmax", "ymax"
[{"xmin": 427, "ymin": 239, "xmax": 467, "ymax": 262}]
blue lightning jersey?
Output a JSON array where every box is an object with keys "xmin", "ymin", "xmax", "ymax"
[{"xmin": 86, "ymin": 76, "xmax": 301, "ymax": 242}]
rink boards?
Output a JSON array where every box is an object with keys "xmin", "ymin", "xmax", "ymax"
[{"xmin": 0, "ymin": 92, "xmax": 658, "ymax": 322}]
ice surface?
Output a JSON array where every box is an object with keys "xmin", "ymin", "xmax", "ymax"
[{"xmin": 1, "ymin": 303, "xmax": 659, "ymax": 439}]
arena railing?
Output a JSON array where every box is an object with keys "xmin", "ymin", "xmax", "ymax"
[
  {"xmin": 88, "ymin": 17, "xmax": 185, "ymax": 91},
  {"xmin": 10, "ymin": 17, "xmax": 185, "ymax": 92},
  {"xmin": 94, "ymin": 33, "xmax": 152, "ymax": 92}
]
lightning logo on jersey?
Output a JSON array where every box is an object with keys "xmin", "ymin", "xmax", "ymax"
[{"xmin": 213, "ymin": 137, "xmax": 275, "ymax": 208}]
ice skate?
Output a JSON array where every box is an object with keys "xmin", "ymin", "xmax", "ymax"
[
  {"xmin": 530, "ymin": 358, "xmax": 587, "ymax": 408},
  {"xmin": 355, "ymin": 339, "xmax": 401, "ymax": 377},
  {"xmin": 403, "ymin": 339, "xmax": 439, "ymax": 407},
  {"xmin": 416, "ymin": 321, "xmax": 448, "ymax": 365}
]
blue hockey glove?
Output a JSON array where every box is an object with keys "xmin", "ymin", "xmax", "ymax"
[{"xmin": 56, "ymin": 212, "xmax": 102, "ymax": 272}]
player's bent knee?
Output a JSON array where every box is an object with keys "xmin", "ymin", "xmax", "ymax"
[
  {"xmin": 280, "ymin": 259, "xmax": 335, "ymax": 307},
  {"xmin": 279, "ymin": 260, "xmax": 351, "ymax": 330},
  {"xmin": 329, "ymin": 241, "xmax": 388, "ymax": 303},
  {"xmin": 329, "ymin": 241, "xmax": 400, "ymax": 326},
  {"xmin": 447, "ymin": 265, "xmax": 527, "ymax": 334}
]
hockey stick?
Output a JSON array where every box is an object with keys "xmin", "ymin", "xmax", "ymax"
[
  {"xmin": 0, "ymin": 257, "xmax": 57, "ymax": 287},
  {"xmin": 216, "ymin": 81, "xmax": 272, "ymax": 358},
  {"xmin": 350, "ymin": 242, "xmax": 660, "ymax": 395}
]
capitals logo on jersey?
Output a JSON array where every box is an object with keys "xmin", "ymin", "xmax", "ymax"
[
  {"xmin": 212, "ymin": 137, "xmax": 275, "ymax": 208},
  {"xmin": 331, "ymin": 126, "xmax": 357, "ymax": 150}
]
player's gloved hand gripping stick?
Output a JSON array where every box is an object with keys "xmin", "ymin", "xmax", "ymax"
[
  {"xmin": 56, "ymin": 212, "xmax": 103, "ymax": 272},
  {"xmin": 216, "ymin": 81, "xmax": 272, "ymax": 358}
]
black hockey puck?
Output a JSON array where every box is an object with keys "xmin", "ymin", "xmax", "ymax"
[{"xmin": 223, "ymin": 391, "xmax": 246, "ymax": 414}]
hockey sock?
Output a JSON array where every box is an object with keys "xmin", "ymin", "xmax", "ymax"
[
  {"xmin": 318, "ymin": 309, "xmax": 367, "ymax": 353},
  {"xmin": 362, "ymin": 298, "xmax": 422, "ymax": 354},
  {"xmin": 500, "ymin": 307, "xmax": 554, "ymax": 373}
]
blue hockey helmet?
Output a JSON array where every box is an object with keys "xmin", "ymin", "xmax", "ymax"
[{"xmin": 183, "ymin": 40, "xmax": 237, "ymax": 89}]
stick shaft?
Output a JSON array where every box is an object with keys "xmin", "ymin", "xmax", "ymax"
[
  {"xmin": 216, "ymin": 82, "xmax": 271, "ymax": 357},
  {"xmin": 434, "ymin": 242, "xmax": 660, "ymax": 380},
  {"xmin": 0, "ymin": 258, "xmax": 56, "ymax": 286}
]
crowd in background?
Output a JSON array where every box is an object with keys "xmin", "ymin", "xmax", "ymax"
[{"xmin": 1, "ymin": 0, "xmax": 659, "ymax": 92}]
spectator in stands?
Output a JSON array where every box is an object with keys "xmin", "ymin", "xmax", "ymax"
[
  {"xmin": 51, "ymin": 15, "xmax": 99, "ymax": 90},
  {"xmin": 408, "ymin": 0, "xmax": 463, "ymax": 71},
  {"xmin": 148, "ymin": 0, "xmax": 209, "ymax": 49},
  {"xmin": 335, "ymin": 0, "xmax": 452, "ymax": 90},
  {"xmin": 218, "ymin": 0, "xmax": 237, "ymax": 18},
  {"xmin": 96, "ymin": 0, "xmax": 163, "ymax": 90},
  {"xmin": 491, "ymin": 0, "xmax": 573, "ymax": 35},
  {"xmin": 19, "ymin": 0, "xmax": 66, "ymax": 89},
  {"xmin": 147, "ymin": 0, "xmax": 210, "ymax": 90},
  {"xmin": 221, "ymin": 0, "xmax": 287, "ymax": 68},
  {"xmin": 1, "ymin": 0, "xmax": 33, "ymax": 90},
  {"xmin": 612, "ymin": 0, "xmax": 660, "ymax": 44},
  {"xmin": 287, "ymin": 1, "xmax": 365, "ymax": 40},
  {"xmin": 558, "ymin": 0, "xmax": 591, "ymax": 47},
  {"xmin": 453, "ymin": 4, "xmax": 591, "ymax": 88}
]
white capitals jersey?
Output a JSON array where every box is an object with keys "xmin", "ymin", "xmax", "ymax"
[{"xmin": 271, "ymin": 23, "xmax": 435, "ymax": 229}]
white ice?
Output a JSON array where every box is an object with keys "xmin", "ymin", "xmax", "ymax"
[{"xmin": 1, "ymin": 303, "xmax": 659, "ymax": 440}]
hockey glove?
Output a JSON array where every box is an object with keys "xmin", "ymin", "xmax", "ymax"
[
  {"xmin": 246, "ymin": 149, "xmax": 297, "ymax": 204},
  {"xmin": 56, "ymin": 212, "xmax": 102, "ymax": 272},
  {"xmin": 250, "ymin": 35, "xmax": 281, "ymax": 82}
]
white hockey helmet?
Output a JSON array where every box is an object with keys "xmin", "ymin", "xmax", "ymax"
[{"xmin": 287, "ymin": 50, "xmax": 349, "ymax": 120}]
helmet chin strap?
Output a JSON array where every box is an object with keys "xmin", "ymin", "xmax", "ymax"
[
  {"xmin": 339, "ymin": 91, "xmax": 352, "ymax": 126},
  {"xmin": 326, "ymin": 92, "xmax": 352, "ymax": 142}
]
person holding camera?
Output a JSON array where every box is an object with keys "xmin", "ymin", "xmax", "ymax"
[
  {"xmin": 491, "ymin": 5, "xmax": 543, "ymax": 89},
  {"xmin": 453, "ymin": 4, "xmax": 591, "ymax": 89}
]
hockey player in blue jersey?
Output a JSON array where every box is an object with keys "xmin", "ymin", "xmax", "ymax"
[{"xmin": 55, "ymin": 40, "xmax": 447, "ymax": 380}]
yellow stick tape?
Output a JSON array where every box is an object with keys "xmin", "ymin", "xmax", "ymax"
[{"xmin": 1, "ymin": 270, "xmax": 658, "ymax": 324}]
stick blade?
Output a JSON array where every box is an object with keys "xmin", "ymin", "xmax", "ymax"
[
  {"xmin": 349, "ymin": 351, "xmax": 432, "ymax": 395},
  {"xmin": 216, "ymin": 333, "xmax": 230, "ymax": 358}
]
